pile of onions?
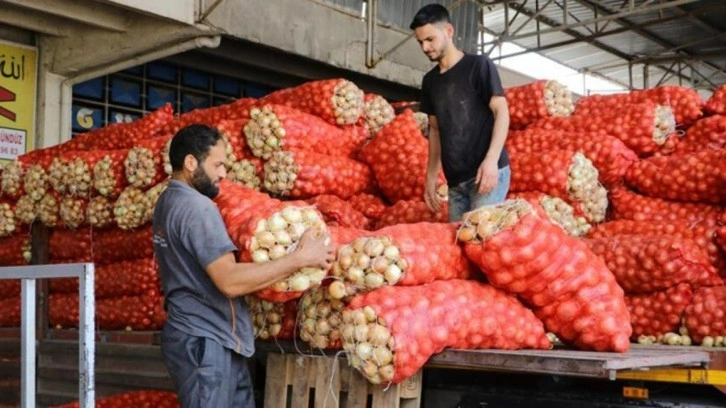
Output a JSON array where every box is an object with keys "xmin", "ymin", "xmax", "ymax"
[
  {"xmin": 0, "ymin": 201, "xmax": 16, "ymax": 237},
  {"xmin": 543, "ymin": 80, "xmax": 576, "ymax": 116},
  {"xmin": 113, "ymin": 187, "xmax": 150, "ymax": 229},
  {"xmin": 458, "ymin": 200, "xmax": 531, "ymax": 243},
  {"xmin": 87, "ymin": 196, "xmax": 114, "ymax": 228},
  {"xmin": 144, "ymin": 181, "xmax": 168, "ymax": 222},
  {"xmin": 364, "ymin": 94, "xmax": 395, "ymax": 135},
  {"xmin": 299, "ymin": 285, "xmax": 348, "ymax": 349},
  {"xmin": 226, "ymin": 159, "xmax": 261, "ymax": 190},
  {"xmin": 124, "ymin": 138, "xmax": 167, "ymax": 189},
  {"xmin": 567, "ymin": 153, "xmax": 607, "ymax": 222},
  {"xmin": 412, "ymin": 112, "xmax": 428, "ymax": 136},
  {"xmin": 38, "ymin": 193, "xmax": 61, "ymax": 227},
  {"xmin": 23, "ymin": 163, "xmax": 48, "ymax": 201},
  {"xmin": 93, "ymin": 151, "xmax": 127, "ymax": 197},
  {"xmin": 47, "ymin": 158, "xmax": 68, "ymax": 194},
  {"xmin": 1, "ymin": 161, "xmax": 24, "ymax": 197},
  {"xmin": 509, "ymin": 192, "xmax": 591, "ymax": 237},
  {"xmin": 341, "ymin": 306, "xmax": 395, "ymax": 384},
  {"xmin": 64, "ymin": 157, "xmax": 94, "ymax": 196},
  {"xmin": 14, "ymin": 195, "xmax": 37, "ymax": 225},
  {"xmin": 246, "ymin": 296, "xmax": 284, "ymax": 340},
  {"xmin": 59, "ymin": 197, "xmax": 86, "ymax": 229},
  {"xmin": 331, "ymin": 237, "xmax": 406, "ymax": 292},
  {"xmin": 249, "ymin": 206, "xmax": 327, "ymax": 292}
]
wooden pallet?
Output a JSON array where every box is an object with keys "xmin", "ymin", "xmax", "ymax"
[{"xmin": 264, "ymin": 353, "xmax": 422, "ymax": 408}]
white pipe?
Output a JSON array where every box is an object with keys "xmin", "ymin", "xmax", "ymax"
[{"xmin": 58, "ymin": 35, "xmax": 221, "ymax": 143}]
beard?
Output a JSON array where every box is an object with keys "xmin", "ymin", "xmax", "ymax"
[
  {"xmin": 427, "ymin": 43, "xmax": 447, "ymax": 62},
  {"xmin": 191, "ymin": 166, "xmax": 219, "ymax": 199}
]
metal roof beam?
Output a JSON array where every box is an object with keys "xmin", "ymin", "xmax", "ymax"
[
  {"xmin": 482, "ymin": 3, "xmax": 723, "ymax": 58},
  {"xmin": 487, "ymin": 0, "xmax": 699, "ymax": 42}
]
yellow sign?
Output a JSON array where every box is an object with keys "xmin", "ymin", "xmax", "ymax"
[{"xmin": 0, "ymin": 40, "xmax": 37, "ymax": 162}]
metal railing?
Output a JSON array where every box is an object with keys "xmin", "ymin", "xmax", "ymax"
[{"xmin": 0, "ymin": 263, "xmax": 95, "ymax": 408}]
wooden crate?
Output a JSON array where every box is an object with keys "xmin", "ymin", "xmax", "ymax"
[{"xmin": 264, "ymin": 353, "xmax": 422, "ymax": 408}]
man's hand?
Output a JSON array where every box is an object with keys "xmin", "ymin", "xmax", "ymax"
[
  {"xmin": 424, "ymin": 178, "xmax": 442, "ymax": 213},
  {"xmin": 296, "ymin": 225, "xmax": 335, "ymax": 270},
  {"xmin": 475, "ymin": 159, "xmax": 499, "ymax": 194}
]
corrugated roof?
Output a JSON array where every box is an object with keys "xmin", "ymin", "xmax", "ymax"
[
  {"xmin": 479, "ymin": 0, "xmax": 726, "ymax": 92},
  {"xmin": 326, "ymin": 0, "xmax": 726, "ymax": 93}
]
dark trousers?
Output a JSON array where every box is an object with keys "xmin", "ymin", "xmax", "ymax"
[{"xmin": 161, "ymin": 323, "xmax": 255, "ymax": 408}]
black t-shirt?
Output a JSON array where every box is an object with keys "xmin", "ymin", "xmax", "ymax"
[{"xmin": 419, "ymin": 54, "xmax": 509, "ymax": 186}]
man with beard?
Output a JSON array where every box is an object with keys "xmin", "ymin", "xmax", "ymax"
[
  {"xmin": 152, "ymin": 124, "xmax": 334, "ymax": 407},
  {"xmin": 411, "ymin": 4, "xmax": 511, "ymax": 221}
]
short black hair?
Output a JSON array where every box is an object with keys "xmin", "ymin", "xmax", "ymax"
[
  {"xmin": 169, "ymin": 124, "xmax": 222, "ymax": 172},
  {"xmin": 410, "ymin": 3, "xmax": 451, "ymax": 30}
]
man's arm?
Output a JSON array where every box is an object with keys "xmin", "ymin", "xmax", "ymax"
[
  {"xmin": 424, "ymin": 115, "xmax": 443, "ymax": 212},
  {"xmin": 475, "ymin": 96, "xmax": 509, "ymax": 193},
  {"xmin": 206, "ymin": 228, "xmax": 333, "ymax": 298},
  {"xmin": 486, "ymin": 96, "xmax": 509, "ymax": 164}
]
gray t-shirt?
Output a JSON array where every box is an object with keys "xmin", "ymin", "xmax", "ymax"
[{"xmin": 152, "ymin": 179, "xmax": 255, "ymax": 356}]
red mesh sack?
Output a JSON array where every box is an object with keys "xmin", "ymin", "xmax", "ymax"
[
  {"xmin": 584, "ymin": 236, "xmax": 722, "ymax": 293},
  {"xmin": 259, "ymin": 79, "xmax": 364, "ymax": 125},
  {"xmin": 93, "ymin": 227, "xmax": 154, "ymax": 264},
  {"xmin": 217, "ymin": 118, "xmax": 252, "ymax": 165},
  {"xmin": 124, "ymin": 135, "xmax": 170, "ymax": 189},
  {"xmin": 509, "ymin": 150, "xmax": 607, "ymax": 222},
  {"xmin": 163, "ymin": 97, "xmax": 256, "ymax": 135},
  {"xmin": 93, "ymin": 149, "xmax": 129, "ymax": 198},
  {"xmin": 50, "ymin": 291, "xmax": 164, "ymax": 331},
  {"xmin": 507, "ymin": 191, "xmax": 591, "ymax": 237},
  {"xmin": 0, "ymin": 297, "xmax": 20, "ymax": 327},
  {"xmin": 575, "ymin": 86, "xmax": 703, "ymax": 126},
  {"xmin": 341, "ymin": 280, "xmax": 551, "ymax": 384},
  {"xmin": 73, "ymin": 104, "xmax": 173, "ymax": 150},
  {"xmin": 683, "ymin": 286, "xmax": 726, "ymax": 344},
  {"xmin": 331, "ymin": 222, "xmax": 475, "ymax": 294},
  {"xmin": 51, "ymin": 390, "xmax": 179, "ymax": 408},
  {"xmin": 588, "ymin": 219, "xmax": 726, "ymax": 278},
  {"xmin": 22, "ymin": 157, "xmax": 53, "ymax": 201},
  {"xmin": 349, "ymin": 193, "xmax": 389, "ymax": 221},
  {"xmin": 373, "ymin": 199, "xmax": 447, "ymax": 229},
  {"xmin": 307, "ymin": 194, "xmax": 370, "ymax": 229},
  {"xmin": 245, "ymin": 104, "xmax": 361, "ymax": 159},
  {"xmin": 2, "ymin": 146, "xmax": 64, "ymax": 198},
  {"xmin": 624, "ymin": 149, "xmax": 726, "ymax": 204},
  {"xmin": 363, "ymin": 93, "xmax": 395, "ymax": 135},
  {"xmin": 215, "ymin": 180, "xmax": 329, "ymax": 302},
  {"xmin": 705, "ymin": 85, "xmax": 726, "ymax": 115},
  {"xmin": 0, "ymin": 198, "xmax": 19, "ymax": 238},
  {"xmin": 0, "ymin": 279, "xmax": 20, "ymax": 298},
  {"xmin": 0, "ymin": 233, "xmax": 30, "ymax": 266},
  {"xmin": 533, "ymin": 101, "xmax": 677, "ymax": 156},
  {"xmin": 506, "ymin": 128, "xmax": 638, "ymax": 186},
  {"xmin": 626, "ymin": 283, "xmax": 692, "ymax": 339},
  {"xmin": 505, "ymin": 80, "xmax": 575, "ymax": 129},
  {"xmin": 50, "ymin": 258, "xmax": 160, "ymax": 299},
  {"xmin": 609, "ymin": 187, "xmax": 722, "ymax": 225},
  {"xmin": 359, "ymin": 110, "xmax": 446, "ymax": 203},
  {"xmin": 459, "ymin": 200, "xmax": 632, "ymax": 352},
  {"xmin": 262, "ymin": 149, "xmax": 375, "ymax": 199},
  {"xmin": 673, "ymin": 115, "xmax": 726, "ymax": 154}
]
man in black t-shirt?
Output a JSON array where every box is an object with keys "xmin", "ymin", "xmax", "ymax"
[{"xmin": 411, "ymin": 4, "xmax": 511, "ymax": 222}]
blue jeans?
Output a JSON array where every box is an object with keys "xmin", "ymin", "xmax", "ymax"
[{"xmin": 448, "ymin": 166, "xmax": 511, "ymax": 222}]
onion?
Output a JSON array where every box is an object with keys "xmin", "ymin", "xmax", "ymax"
[
  {"xmin": 383, "ymin": 264, "xmax": 403, "ymax": 284},
  {"xmin": 288, "ymin": 274, "xmax": 310, "ymax": 291},
  {"xmin": 328, "ymin": 281, "xmax": 347, "ymax": 300}
]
